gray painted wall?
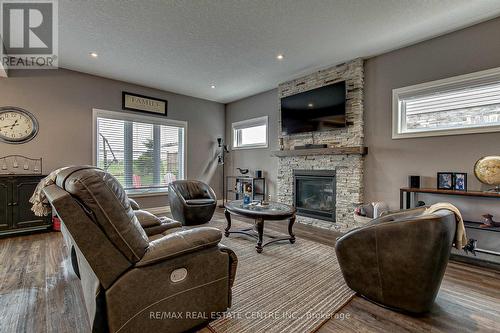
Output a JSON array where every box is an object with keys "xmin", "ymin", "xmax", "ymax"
[
  {"xmin": 226, "ymin": 17, "xmax": 500, "ymax": 222},
  {"xmin": 364, "ymin": 16, "xmax": 500, "ymax": 221},
  {"xmin": 225, "ymin": 89, "xmax": 279, "ymax": 200},
  {"xmin": 0, "ymin": 69, "xmax": 225, "ymax": 208}
]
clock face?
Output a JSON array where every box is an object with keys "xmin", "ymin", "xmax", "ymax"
[{"xmin": 0, "ymin": 107, "xmax": 39, "ymax": 143}]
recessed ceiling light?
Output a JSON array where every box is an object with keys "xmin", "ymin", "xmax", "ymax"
[
  {"xmin": 89, "ymin": 52, "xmax": 98, "ymax": 58},
  {"xmin": 308, "ymin": 103, "xmax": 314, "ymax": 108},
  {"xmin": 210, "ymin": 84, "xmax": 216, "ymax": 89},
  {"xmin": 276, "ymin": 54, "xmax": 284, "ymax": 60}
]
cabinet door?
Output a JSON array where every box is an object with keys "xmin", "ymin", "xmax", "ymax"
[
  {"xmin": 12, "ymin": 177, "xmax": 51, "ymax": 229},
  {"xmin": 0, "ymin": 179, "xmax": 12, "ymax": 231}
]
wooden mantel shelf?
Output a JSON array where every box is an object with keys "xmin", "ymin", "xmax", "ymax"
[{"xmin": 272, "ymin": 146, "xmax": 368, "ymax": 157}]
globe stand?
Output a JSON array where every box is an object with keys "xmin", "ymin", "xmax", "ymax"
[{"xmin": 485, "ymin": 185, "xmax": 500, "ymax": 193}]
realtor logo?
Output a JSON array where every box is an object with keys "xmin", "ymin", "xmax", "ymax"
[{"xmin": 0, "ymin": 0, "xmax": 58, "ymax": 69}]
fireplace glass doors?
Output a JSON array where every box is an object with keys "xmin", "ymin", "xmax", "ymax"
[{"xmin": 293, "ymin": 170, "xmax": 336, "ymax": 221}]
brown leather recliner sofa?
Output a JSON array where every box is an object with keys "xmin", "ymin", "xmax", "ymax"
[
  {"xmin": 335, "ymin": 207, "xmax": 456, "ymax": 313},
  {"xmin": 168, "ymin": 180, "xmax": 217, "ymax": 225},
  {"xmin": 43, "ymin": 166, "xmax": 237, "ymax": 333}
]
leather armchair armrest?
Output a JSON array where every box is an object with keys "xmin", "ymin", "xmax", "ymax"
[
  {"xmin": 144, "ymin": 218, "xmax": 182, "ymax": 237},
  {"xmin": 217, "ymin": 244, "xmax": 237, "ymax": 288},
  {"xmin": 378, "ymin": 206, "xmax": 427, "ymax": 220},
  {"xmin": 202, "ymin": 183, "xmax": 217, "ymax": 201},
  {"xmin": 136, "ymin": 227, "xmax": 222, "ymax": 267},
  {"xmin": 335, "ymin": 226, "xmax": 380, "ymax": 300},
  {"xmin": 169, "ymin": 185, "xmax": 187, "ymax": 204},
  {"xmin": 134, "ymin": 210, "xmax": 162, "ymax": 228},
  {"xmin": 129, "ymin": 198, "xmax": 141, "ymax": 210},
  {"xmin": 217, "ymin": 244, "xmax": 238, "ymax": 307},
  {"xmin": 350, "ymin": 206, "xmax": 428, "ymax": 231}
]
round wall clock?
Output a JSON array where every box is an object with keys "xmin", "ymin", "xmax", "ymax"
[{"xmin": 0, "ymin": 107, "xmax": 39, "ymax": 144}]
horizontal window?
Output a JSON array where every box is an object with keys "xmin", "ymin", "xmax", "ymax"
[
  {"xmin": 93, "ymin": 109, "xmax": 186, "ymax": 194},
  {"xmin": 232, "ymin": 116, "xmax": 268, "ymax": 149},
  {"xmin": 393, "ymin": 67, "xmax": 500, "ymax": 139}
]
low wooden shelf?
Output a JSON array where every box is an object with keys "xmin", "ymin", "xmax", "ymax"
[
  {"xmin": 224, "ymin": 176, "xmax": 266, "ymax": 204},
  {"xmin": 400, "ymin": 186, "xmax": 500, "ymax": 270},
  {"xmin": 400, "ymin": 187, "xmax": 500, "ymax": 200},
  {"xmin": 400, "ymin": 187, "xmax": 500, "ymax": 210},
  {"xmin": 272, "ymin": 146, "xmax": 368, "ymax": 157}
]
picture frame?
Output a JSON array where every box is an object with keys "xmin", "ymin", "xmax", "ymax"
[
  {"xmin": 122, "ymin": 92, "xmax": 167, "ymax": 116},
  {"xmin": 437, "ymin": 172, "xmax": 453, "ymax": 190},
  {"xmin": 453, "ymin": 172, "xmax": 467, "ymax": 191}
]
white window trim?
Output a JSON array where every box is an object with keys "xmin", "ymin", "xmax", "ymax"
[
  {"xmin": 231, "ymin": 115, "xmax": 269, "ymax": 150},
  {"xmin": 92, "ymin": 108, "xmax": 187, "ymax": 195},
  {"xmin": 392, "ymin": 66, "xmax": 500, "ymax": 139}
]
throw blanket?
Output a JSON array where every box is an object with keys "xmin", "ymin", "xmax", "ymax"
[
  {"xmin": 424, "ymin": 203, "xmax": 467, "ymax": 249},
  {"xmin": 29, "ymin": 167, "xmax": 68, "ymax": 216}
]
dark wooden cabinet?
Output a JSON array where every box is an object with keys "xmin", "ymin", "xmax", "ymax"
[
  {"xmin": 0, "ymin": 180, "xmax": 10, "ymax": 231},
  {"xmin": 0, "ymin": 175, "xmax": 51, "ymax": 236}
]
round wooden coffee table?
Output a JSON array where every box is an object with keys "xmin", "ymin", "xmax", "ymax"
[{"xmin": 224, "ymin": 200, "xmax": 296, "ymax": 253}]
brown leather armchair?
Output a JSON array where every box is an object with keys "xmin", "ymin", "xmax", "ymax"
[
  {"xmin": 335, "ymin": 207, "xmax": 456, "ymax": 313},
  {"xmin": 168, "ymin": 180, "xmax": 217, "ymax": 225},
  {"xmin": 43, "ymin": 166, "xmax": 237, "ymax": 333}
]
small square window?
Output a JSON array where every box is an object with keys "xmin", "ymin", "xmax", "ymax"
[{"xmin": 232, "ymin": 116, "xmax": 268, "ymax": 149}]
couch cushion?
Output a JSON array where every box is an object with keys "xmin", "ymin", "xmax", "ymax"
[
  {"xmin": 186, "ymin": 198, "xmax": 216, "ymax": 205},
  {"xmin": 57, "ymin": 166, "xmax": 149, "ymax": 263}
]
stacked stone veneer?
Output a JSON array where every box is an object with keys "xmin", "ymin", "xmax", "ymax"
[
  {"xmin": 407, "ymin": 104, "xmax": 500, "ymax": 130},
  {"xmin": 277, "ymin": 58, "xmax": 365, "ymax": 232}
]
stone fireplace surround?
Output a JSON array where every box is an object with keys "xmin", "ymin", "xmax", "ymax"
[{"xmin": 276, "ymin": 58, "xmax": 365, "ymax": 232}]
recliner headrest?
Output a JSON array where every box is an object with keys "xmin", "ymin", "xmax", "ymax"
[{"xmin": 56, "ymin": 166, "xmax": 149, "ymax": 263}]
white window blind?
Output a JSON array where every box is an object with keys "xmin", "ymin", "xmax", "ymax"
[
  {"xmin": 94, "ymin": 110, "xmax": 185, "ymax": 194},
  {"xmin": 232, "ymin": 116, "xmax": 268, "ymax": 149},
  {"xmin": 393, "ymin": 67, "xmax": 500, "ymax": 138}
]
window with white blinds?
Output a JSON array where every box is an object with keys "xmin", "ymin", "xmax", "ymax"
[
  {"xmin": 93, "ymin": 109, "xmax": 186, "ymax": 194},
  {"xmin": 232, "ymin": 116, "xmax": 268, "ymax": 149},
  {"xmin": 393, "ymin": 67, "xmax": 500, "ymax": 138}
]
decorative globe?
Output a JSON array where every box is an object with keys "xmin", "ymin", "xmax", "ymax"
[{"xmin": 474, "ymin": 156, "xmax": 500, "ymax": 190}]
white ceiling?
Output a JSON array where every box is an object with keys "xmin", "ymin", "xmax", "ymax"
[{"xmin": 59, "ymin": 0, "xmax": 500, "ymax": 103}]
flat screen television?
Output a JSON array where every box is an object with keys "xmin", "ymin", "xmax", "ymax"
[{"xmin": 280, "ymin": 81, "xmax": 346, "ymax": 135}]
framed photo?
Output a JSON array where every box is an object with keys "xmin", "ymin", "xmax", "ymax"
[
  {"xmin": 437, "ymin": 172, "xmax": 453, "ymax": 190},
  {"xmin": 122, "ymin": 92, "xmax": 167, "ymax": 116},
  {"xmin": 453, "ymin": 172, "xmax": 467, "ymax": 191}
]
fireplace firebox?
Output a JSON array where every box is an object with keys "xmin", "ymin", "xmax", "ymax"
[{"xmin": 293, "ymin": 170, "xmax": 336, "ymax": 221}]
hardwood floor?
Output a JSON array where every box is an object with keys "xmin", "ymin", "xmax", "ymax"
[
  {"xmin": 0, "ymin": 232, "xmax": 90, "ymax": 333},
  {"xmin": 1, "ymin": 215, "xmax": 499, "ymax": 333},
  {"xmin": 320, "ymin": 262, "xmax": 500, "ymax": 333}
]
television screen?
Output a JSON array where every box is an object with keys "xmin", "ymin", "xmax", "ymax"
[{"xmin": 280, "ymin": 81, "xmax": 346, "ymax": 135}]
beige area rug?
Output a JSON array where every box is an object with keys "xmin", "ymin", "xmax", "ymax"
[{"xmin": 207, "ymin": 214, "xmax": 355, "ymax": 333}]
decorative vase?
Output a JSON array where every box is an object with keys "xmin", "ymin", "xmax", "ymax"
[
  {"xmin": 243, "ymin": 193, "xmax": 251, "ymax": 205},
  {"xmin": 480, "ymin": 214, "xmax": 500, "ymax": 228}
]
